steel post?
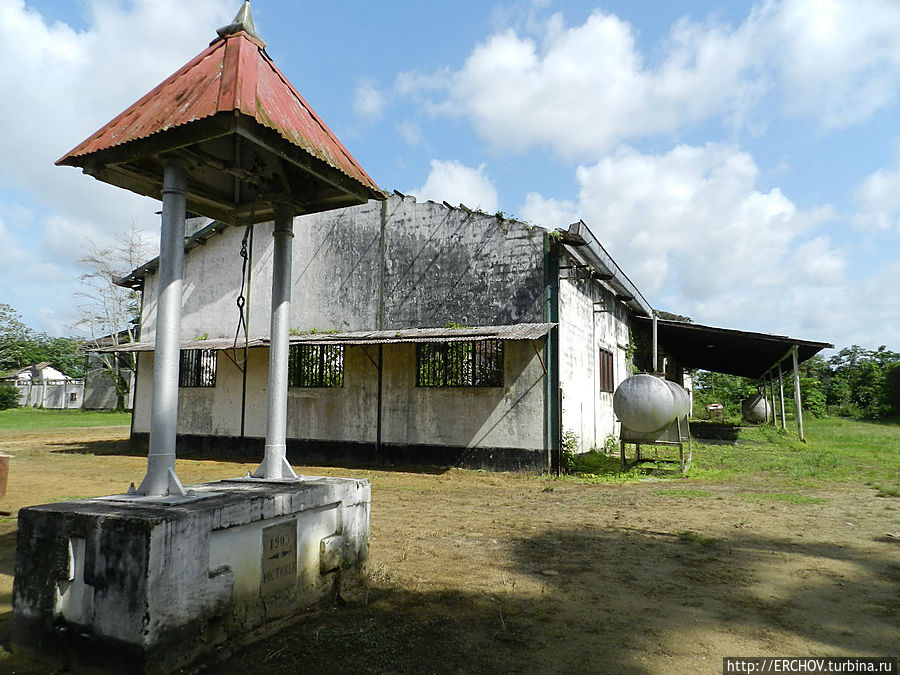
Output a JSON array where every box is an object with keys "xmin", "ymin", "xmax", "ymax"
[
  {"xmin": 255, "ymin": 208, "xmax": 298, "ymax": 479},
  {"xmin": 777, "ymin": 363, "xmax": 786, "ymax": 429},
  {"xmin": 769, "ymin": 373, "xmax": 777, "ymax": 427},
  {"xmin": 138, "ymin": 158, "xmax": 188, "ymax": 496},
  {"xmin": 792, "ymin": 346, "xmax": 805, "ymax": 442},
  {"xmin": 652, "ymin": 311, "xmax": 658, "ymax": 372}
]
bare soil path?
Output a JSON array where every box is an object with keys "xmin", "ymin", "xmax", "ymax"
[{"xmin": 0, "ymin": 427, "xmax": 896, "ymax": 674}]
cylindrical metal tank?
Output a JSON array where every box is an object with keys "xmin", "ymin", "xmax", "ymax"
[
  {"xmin": 613, "ymin": 374, "xmax": 691, "ymax": 434},
  {"xmin": 741, "ymin": 394, "xmax": 771, "ymax": 423}
]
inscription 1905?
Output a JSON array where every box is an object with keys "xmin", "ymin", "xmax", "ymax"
[{"xmin": 260, "ymin": 520, "xmax": 297, "ymax": 595}]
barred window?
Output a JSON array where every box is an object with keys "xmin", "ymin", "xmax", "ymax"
[
  {"xmin": 599, "ymin": 347, "xmax": 614, "ymax": 393},
  {"xmin": 416, "ymin": 340, "xmax": 504, "ymax": 387},
  {"xmin": 289, "ymin": 344, "xmax": 344, "ymax": 387},
  {"xmin": 179, "ymin": 349, "xmax": 216, "ymax": 388}
]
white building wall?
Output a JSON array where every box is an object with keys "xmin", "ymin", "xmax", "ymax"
[
  {"xmin": 557, "ymin": 258, "xmax": 631, "ymax": 452},
  {"xmin": 133, "ymin": 340, "xmax": 545, "ymax": 452},
  {"xmin": 139, "ymin": 195, "xmax": 546, "ymax": 344},
  {"xmin": 13, "ymin": 380, "xmax": 84, "ymax": 409}
]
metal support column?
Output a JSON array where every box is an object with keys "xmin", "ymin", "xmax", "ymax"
[
  {"xmin": 138, "ymin": 158, "xmax": 188, "ymax": 496},
  {"xmin": 652, "ymin": 310, "xmax": 658, "ymax": 372},
  {"xmin": 792, "ymin": 346, "xmax": 805, "ymax": 442},
  {"xmin": 777, "ymin": 363, "xmax": 786, "ymax": 429},
  {"xmin": 768, "ymin": 373, "xmax": 777, "ymax": 427},
  {"xmin": 544, "ymin": 237, "xmax": 560, "ymax": 474},
  {"xmin": 255, "ymin": 207, "xmax": 298, "ymax": 479}
]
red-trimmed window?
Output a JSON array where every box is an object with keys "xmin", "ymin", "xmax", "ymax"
[{"xmin": 599, "ymin": 348, "xmax": 614, "ymax": 393}]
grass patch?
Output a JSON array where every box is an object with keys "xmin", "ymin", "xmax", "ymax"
[
  {"xmin": 868, "ymin": 483, "xmax": 899, "ymax": 498},
  {"xmin": 653, "ymin": 488, "xmax": 712, "ymax": 499},
  {"xmin": 568, "ymin": 417, "xmax": 899, "ymax": 492},
  {"xmin": 567, "ymin": 450, "xmax": 647, "ymax": 484},
  {"xmin": 740, "ymin": 492, "xmax": 828, "ymax": 505},
  {"xmin": 676, "ymin": 530, "xmax": 718, "ymax": 547},
  {"xmin": 0, "ymin": 408, "xmax": 131, "ymax": 430}
]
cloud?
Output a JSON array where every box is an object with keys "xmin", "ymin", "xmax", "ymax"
[
  {"xmin": 521, "ymin": 143, "xmax": 848, "ymax": 339},
  {"xmin": 770, "ymin": 0, "xmax": 900, "ymax": 128},
  {"xmin": 853, "ymin": 165, "xmax": 900, "ymax": 232},
  {"xmin": 0, "ymin": 0, "xmax": 233, "ymax": 240},
  {"xmin": 396, "ymin": 120, "xmax": 424, "ymax": 147},
  {"xmin": 410, "ymin": 160, "xmax": 499, "ymax": 214},
  {"xmin": 0, "ymin": 0, "xmax": 232, "ymax": 331},
  {"xmin": 520, "ymin": 192, "xmax": 578, "ymax": 230},
  {"xmin": 353, "ymin": 79, "xmax": 385, "ymax": 120},
  {"xmin": 399, "ymin": 0, "xmax": 900, "ymax": 155}
]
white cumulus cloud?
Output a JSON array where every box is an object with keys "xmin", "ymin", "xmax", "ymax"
[
  {"xmin": 854, "ymin": 165, "xmax": 900, "ymax": 232},
  {"xmin": 353, "ymin": 79, "xmax": 385, "ymax": 120},
  {"xmin": 410, "ymin": 160, "xmax": 499, "ymax": 214},
  {"xmin": 399, "ymin": 0, "xmax": 900, "ymax": 155},
  {"xmin": 521, "ymin": 143, "xmax": 844, "ymax": 338}
]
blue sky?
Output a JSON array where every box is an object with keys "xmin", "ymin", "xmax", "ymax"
[{"xmin": 2, "ymin": 0, "xmax": 900, "ymax": 353}]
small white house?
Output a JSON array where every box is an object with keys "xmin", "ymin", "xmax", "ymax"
[{"xmin": 2, "ymin": 362, "xmax": 84, "ymax": 409}]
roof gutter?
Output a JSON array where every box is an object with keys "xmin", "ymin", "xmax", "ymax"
[{"xmin": 557, "ymin": 220, "xmax": 653, "ymax": 317}]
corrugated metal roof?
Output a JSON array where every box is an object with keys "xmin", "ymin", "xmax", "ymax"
[
  {"xmin": 289, "ymin": 324, "xmax": 555, "ymax": 345},
  {"xmin": 91, "ymin": 324, "xmax": 555, "ymax": 352},
  {"xmin": 56, "ymin": 28, "xmax": 381, "ymax": 197},
  {"xmin": 634, "ymin": 316, "xmax": 832, "ymax": 379}
]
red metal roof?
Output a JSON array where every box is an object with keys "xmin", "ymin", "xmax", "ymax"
[{"xmin": 57, "ymin": 30, "xmax": 380, "ymax": 196}]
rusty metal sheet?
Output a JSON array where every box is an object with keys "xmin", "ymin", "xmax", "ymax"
[
  {"xmin": 91, "ymin": 324, "xmax": 557, "ymax": 353},
  {"xmin": 56, "ymin": 30, "xmax": 380, "ymax": 196}
]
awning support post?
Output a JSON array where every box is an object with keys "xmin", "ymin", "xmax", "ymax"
[
  {"xmin": 777, "ymin": 363, "xmax": 786, "ymax": 429},
  {"xmin": 651, "ymin": 310, "xmax": 658, "ymax": 373},
  {"xmin": 769, "ymin": 372, "xmax": 777, "ymax": 427},
  {"xmin": 255, "ymin": 206, "xmax": 298, "ymax": 480},
  {"xmin": 138, "ymin": 158, "xmax": 188, "ymax": 497},
  {"xmin": 792, "ymin": 346, "xmax": 805, "ymax": 443}
]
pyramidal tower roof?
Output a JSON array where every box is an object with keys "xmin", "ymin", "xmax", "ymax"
[{"xmin": 57, "ymin": 2, "xmax": 383, "ymax": 223}]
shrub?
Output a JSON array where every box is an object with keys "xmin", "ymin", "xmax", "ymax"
[
  {"xmin": 561, "ymin": 430, "xmax": 578, "ymax": 474},
  {"xmin": 0, "ymin": 383, "xmax": 20, "ymax": 410}
]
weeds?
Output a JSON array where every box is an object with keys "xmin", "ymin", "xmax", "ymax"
[
  {"xmin": 560, "ymin": 430, "xmax": 578, "ymax": 474},
  {"xmin": 653, "ymin": 489, "xmax": 712, "ymax": 499},
  {"xmin": 739, "ymin": 493, "xmax": 828, "ymax": 505},
  {"xmin": 677, "ymin": 530, "xmax": 718, "ymax": 547}
]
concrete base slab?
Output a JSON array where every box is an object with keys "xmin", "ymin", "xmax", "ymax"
[{"xmin": 12, "ymin": 476, "xmax": 370, "ymax": 674}]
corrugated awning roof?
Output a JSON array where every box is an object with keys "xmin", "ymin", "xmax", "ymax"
[
  {"xmin": 55, "ymin": 3, "xmax": 383, "ymax": 223},
  {"xmin": 91, "ymin": 324, "xmax": 556, "ymax": 352},
  {"xmin": 57, "ymin": 27, "xmax": 380, "ymax": 195},
  {"xmin": 635, "ymin": 316, "xmax": 833, "ymax": 379}
]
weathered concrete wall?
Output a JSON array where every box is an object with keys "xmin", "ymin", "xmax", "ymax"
[
  {"xmin": 558, "ymin": 252, "xmax": 631, "ymax": 452},
  {"xmin": 13, "ymin": 478, "xmax": 370, "ymax": 674},
  {"xmin": 379, "ymin": 340, "xmax": 545, "ymax": 451},
  {"xmin": 83, "ymin": 367, "xmax": 134, "ymax": 410},
  {"xmin": 133, "ymin": 339, "xmax": 546, "ymax": 460},
  {"xmin": 139, "ymin": 194, "xmax": 546, "ymax": 341},
  {"xmin": 12, "ymin": 380, "xmax": 84, "ymax": 409}
]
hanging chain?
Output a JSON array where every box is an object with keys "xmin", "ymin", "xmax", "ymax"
[{"xmin": 231, "ymin": 200, "xmax": 257, "ymax": 368}]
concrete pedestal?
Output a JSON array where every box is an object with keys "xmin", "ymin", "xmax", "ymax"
[{"xmin": 12, "ymin": 477, "xmax": 370, "ymax": 674}]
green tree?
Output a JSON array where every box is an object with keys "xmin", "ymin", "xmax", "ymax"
[
  {"xmin": 0, "ymin": 382, "xmax": 19, "ymax": 410},
  {"xmin": 0, "ymin": 304, "xmax": 83, "ymax": 377},
  {"xmin": 885, "ymin": 363, "xmax": 900, "ymax": 417},
  {"xmin": 826, "ymin": 345, "xmax": 900, "ymax": 419},
  {"xmin": 692, "ymin": 370, "xmax": 757, "ymax": 417},
  {"xmin": 793, "ymin": 355, "xmax": 829, "ymax": 417}
]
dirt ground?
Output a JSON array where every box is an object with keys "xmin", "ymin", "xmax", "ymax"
[{"xmin": 0, "ymin": 427, "xmax": 897, "ymax": 674}]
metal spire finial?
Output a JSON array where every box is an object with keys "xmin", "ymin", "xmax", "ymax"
[{"xmin": 217, "ymin": 1, "xmax": 261, "ymax": 42}]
